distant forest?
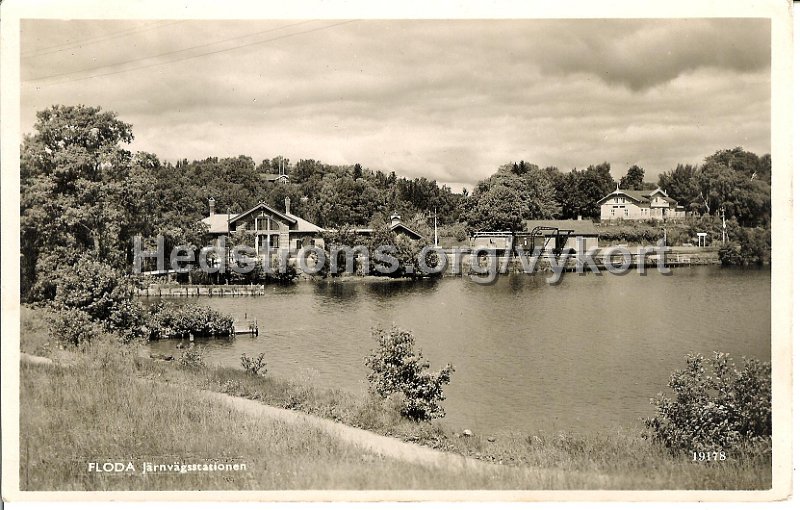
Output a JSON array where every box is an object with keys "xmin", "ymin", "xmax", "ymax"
[{"xmin": 154, "ymin": 145, "xmax": 770, "ymax": 235}]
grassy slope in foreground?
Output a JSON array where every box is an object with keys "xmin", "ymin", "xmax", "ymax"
[{"xmin": 19, "ymin": 307, "xmax": 770, "ymax": 491}]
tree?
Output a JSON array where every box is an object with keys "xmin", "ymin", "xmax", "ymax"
[
  {"xmin": 463, "ymin": 174, "xmax": 529, "ymax": 232},
  {"xmin": 21, "ymin": 105, "xmax": 138, "ymax": 299},
  {"xmin": 619, "ymin": 165, "xmax": 645, "ymax": 190},
  {"xmin": 657, "ymin": 164, "xmax": 700, "ymax": 211},
  {"xmin": 365, "ymin": 326, "xmax": 454, "ymax": 421},
  {"xmin": 314, "ymin": 174, "xmax": 383, "ymax": 227},
  {"xmin": 554, "ymin": 163, "xmax": 616, "ymax": 219},
  {"xmin": 523, "ymin": 167, "xmax": 559, "ymax": 219},
  {"xmin": 51, "ymin": 254, "xmax": 145, "ymax": 339},
  {"xmin": 694, "ymin": 148, "xmax": 771, "ymax": 226}
]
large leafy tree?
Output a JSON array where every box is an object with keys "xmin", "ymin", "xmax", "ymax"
[
  {"xmin": 463, "ymin": 173, "xmax": 530, "ymax": 231},
  {"xmin": 21, "ymin": 105, "xmax": 144, "ymax": 299},
  {"xmin": 658, "ymin": 148, "xmax": 771, "ymax": 227},
  {"xmin": 657, "ymin": 164, "xmax": 701, "ymax": 212},
  {"xmin": 555, "ymin": 163, "xmax": 616, "ymax": 219}
]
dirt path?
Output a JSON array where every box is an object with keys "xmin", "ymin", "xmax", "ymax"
[
  {"xmin": 200, "ymin": 390, "xmax": 496, "ymax": 473},
  {"xmin": 21, "ymin": 353, "xmax": 495, "ymax": 473}
]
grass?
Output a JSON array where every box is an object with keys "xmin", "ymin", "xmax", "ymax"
[
  {"xmin": 176, "ymin": 364, "xmax": 770, "ymax": 489},
  {"xmin": 20, "ymin": 356, "xmax": 492, "ymax": 490},
  {"xmin": 18, "ymin": 306, "xmax": 771, "ymax": 491}
]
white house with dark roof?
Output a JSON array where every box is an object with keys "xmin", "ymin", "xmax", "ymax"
[
  {"xmin": 202, "ymin": 197, "xmax": 325, "ymax": 254},
  {"xmin": 597, "ymin": 186, "xmax": 686, "ymax": 221}
]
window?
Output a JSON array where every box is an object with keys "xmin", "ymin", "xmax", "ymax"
[
  {"xmin": 624, "ymin": 208, "xmax": 629, "ymax": 217},
  {"xmin": 256, "ymin": 216, "xmax": 271, "ymax": 231},
  {"xmin": 296, "ymin": 239, "xmax": 302, "ymax": 250},
  {"xmin": 611, "ymin": 208, "xmax": 615, "ymax": 217}
]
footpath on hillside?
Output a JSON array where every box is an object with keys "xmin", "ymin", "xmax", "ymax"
[{"xmin": 20, "ymin": 353, "xmax": 496, "ymax": 473}]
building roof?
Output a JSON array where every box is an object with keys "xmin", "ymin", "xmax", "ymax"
[
  {"xmin": 260, "ymin": 173, "xmax": 289, "ymax": 182},
  {"xmin": 390, "ymin": 222, "xmax": 423, "ymax": 240},
  {"xmin": 283, "ymin": 211, "xmax": 324, "ymax": 233},
  {"xmin": 202, "ymin": 202, "xmax": 325, "ymax": 234},
  {"xmin": 230, "ymin": 202, "xmax": 296, "ymax": 225},
  {"xmin": 597, "ymin": 189, "xmax": 650, "ymax": 204},
  {"xmin": 597, "ymin": 187, "xmax": 677, "ymax": 205},
  {"xmin": 202, "ymin": 213, "xmax": 235, "ymax": 234},
  {"xmin": 524, "ymin": 219, "xmax": 599, "ymax": 236}
]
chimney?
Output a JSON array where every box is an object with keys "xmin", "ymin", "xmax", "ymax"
[
  {"xmin": 285, "ymin": 196, "xmax": 291, "ymax": 215},
  {"xmin": 209, "ymin": 197, "xmax": 216, "ymax": 215},
  {"xmin": 390, "ymin": 212, "xmax": 401, "ymax": 227}
]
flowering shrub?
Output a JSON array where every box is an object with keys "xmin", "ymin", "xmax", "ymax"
[
  {"xmin": 365, "ymin": 326, "xmax": 454, "ymax": 421},
  {"xmin": 644, "ymin": 352, "xmax": 771, "ymax": 451},
  {"xmin": 147, "ymin": 303, "xmax": 233, "ymax": 339}
]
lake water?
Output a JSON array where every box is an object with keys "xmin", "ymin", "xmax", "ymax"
[{"xmin": 147, "ymin": 266, "xmax": 771, "ymax": 435}]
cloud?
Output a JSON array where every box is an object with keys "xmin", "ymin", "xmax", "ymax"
[
  {"xmin": 20, "ymin": 19, "xmax": 770, "ymax": 190},
  {"xmin": 529, "ymin": 19, "xmax": 771, "ymax": 91}
]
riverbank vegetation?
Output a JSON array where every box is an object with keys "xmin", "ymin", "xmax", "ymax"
[
  {"xmin": 644, "ymin": 353, "xmax": 771, "ymax": 454},
  {"xmin": 32, "ymin": 255, "xmax": 236, "ymax": 346},
  {"xmin": 20, "ymin": 306, "xmax": 771, "ymax": 490}
]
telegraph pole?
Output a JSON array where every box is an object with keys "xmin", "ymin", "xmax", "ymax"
[
  {"xmin": 434, "ymin": 207, "xmax": 439, "ymax": 247},
  {"xmin": 721, "ymin": 207, "xmax": 727, "ymax": 245}
]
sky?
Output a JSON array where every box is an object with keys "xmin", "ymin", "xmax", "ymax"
[{"xmin": 20, "ymin": 18, "xmax": 770, "ymax": 191}]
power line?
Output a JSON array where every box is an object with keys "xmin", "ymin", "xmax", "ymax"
[
  {"xmin": 29, "ymin": 20, "xmax": 353, "ymax": 85},
  {"xmin": 22, "ymin": 20, "xmax": 185, "ymax": 58},
  {"xmin": 28, "ymin": 19, "xmax": 317, "ymax": 82}
]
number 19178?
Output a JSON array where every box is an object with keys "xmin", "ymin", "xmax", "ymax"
[{"xmin": 692, "ymin": 451, "xmax": 726, "ymax": 461}]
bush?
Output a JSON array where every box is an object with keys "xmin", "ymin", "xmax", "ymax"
[
  {"xmin": 597, "ymin": 224, "xmax": 663, "ymax": 244},
  {"xmin": 719, "ymin": 226, "xmax": 770, "ymax": 265},
  {"xmin": 644, "ymin": 352, "xmax": 771, "ymax": 451},
  {"xmin": 240, "ymin": 352, "xmax": 267, "ymax": 376},
  {"xmin": 365, "ymin": 326, "xmax": 454, "ymax": 421},
  {"xmin": 50, "ymin": 254, "xmax": 146, "ymax": 339},
  {"xmin": 450, "ymin": 224, "xmax": 468, "ymax": 243},
  {"xmin": 147, "ymin": 303, "xmax": 234, "ymax": 339},
  {"xmin": 50, "ymin": 309, "xmax": 105, "ymax": 346},
  {"xmin": 178, "ymin": 347, "xmax": 206, "ymax": 369},
  {"xmin": 266, "ymin": 254, "xmax": 299, "ymax": 284}
]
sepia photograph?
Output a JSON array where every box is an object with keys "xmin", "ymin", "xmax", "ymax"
[{"xmin": 0, "ymin": 0, "xmax": 793, "ymax": 503}]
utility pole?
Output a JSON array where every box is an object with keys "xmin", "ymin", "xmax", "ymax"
[
  {"xmin": 226, "ymin": 207, "xmax": 231, "ymax": 284},
  {"xmin": 434, "ymin": 207, "xmax": 439, "ymax": 247},
  {"xmin": 721, "ymin": 207, "xmax": 727, "ymax": 245}
]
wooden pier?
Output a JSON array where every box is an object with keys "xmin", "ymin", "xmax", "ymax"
[{"xmin": 138, "ymin": 284, "xmax": 266, "ymax": 297}]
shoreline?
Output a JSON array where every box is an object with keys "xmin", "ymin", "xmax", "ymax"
[{"xmin": 137, "ymin": 255, "xmax": 740, "ymax": 296}]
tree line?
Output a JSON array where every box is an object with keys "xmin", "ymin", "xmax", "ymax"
[{"xmin": 21, "ymin": 105, "xmax": 772, "ymax": 299}]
